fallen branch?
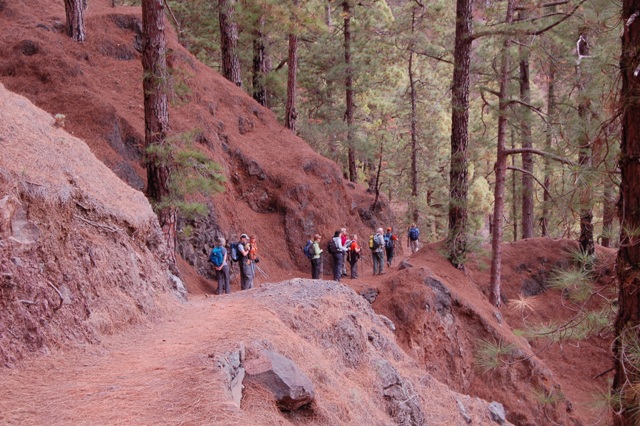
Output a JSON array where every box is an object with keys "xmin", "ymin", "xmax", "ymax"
[
  {"xmin": 74, "ymin": 214, "xmax": 120, "ymax": 233},
  {"xmin": 19, "ymin": 299, "xmax": 37, "ymax": 305},
  {"xmin": 47, "ymin": 280, "xmax": 64, "ymax": 311}
]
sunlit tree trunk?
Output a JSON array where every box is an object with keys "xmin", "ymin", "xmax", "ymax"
[
  {"xmin": 219, "ymin": 0, "xmax": 242, "ymax": 87},
  {"xmin": 64, "ymin": 0, "xmax": 86, "ymax": 42},
  {"xmin": 489, "ymin": 0, "xmax": 515, "ymax": 307},
  {"xmin": 613, "ymin": 3, "xmax": 640, "ymax": 423},
  {"xmin": 141, "ymin": 0, "xmax": 176, "ymax": 268},
  {"xmin": 601, "ymin": 174, "xmax": 616, "ymax": 247},
  {"xmin": 343, "ymin": 0, "xmax": 356, "ymax": 182},
  {"xmin": 447, "ymin": 0, "xmax": 473, "ymax": 269}
]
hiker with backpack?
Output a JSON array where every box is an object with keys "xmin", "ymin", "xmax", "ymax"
[
  {"xmin": 311, "ymin": 234, "xmax": 323, "ymax": 279},
  {"xmin": 340, "ymin": 227, "xmax": 349, "ymax": 277},
  {"xmin": 210, "ymin": 237, "xmax": 230, "ymax": 294},
  {"xmin": 328, "ymin": 230, "xmax": 348, "ymax": 282},
  {"xmin": 370, "ymin": 227, "xmax": 386, "ymax": 275},
  {"xmin": 384, "ymin": 227, "xmax": 399, "ymax": 267},
  {"xmin": 237, "ymin": 233, "xmax": 255, "ymax": 290},
  {"xmin": 408, "ymin": 223, "xmax": 420, "ymax": 253},
  {"xmin": 347, "ymin": 234, "xmax": 361, "ymax": 279}
]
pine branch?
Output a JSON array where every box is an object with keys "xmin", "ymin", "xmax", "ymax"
[
  {"xmin": 471, "ymin": 0, "xmax": 587, "ymax": 41},
  {"xmin": 503, "ymin": 147, "xmax": 577, "ymax": 166}
]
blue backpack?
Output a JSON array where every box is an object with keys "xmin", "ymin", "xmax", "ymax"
[
  {"xmin": 303, "ymin": 240, "xmax": 314, "ymax": 259},
  {"xmin": 229, "ymin": 242, "xmax": 239, "ymax": 262},
  {"xmin": 210, "ymin": 247, "xmax": 224, "ymax": 267},
  {"xmin": 384, "ymin": 234, "xmax": 395, "ymax": 249},
  {"xmin": 409, "ymin": 227, "xmax": 419, "ymax": 241}
]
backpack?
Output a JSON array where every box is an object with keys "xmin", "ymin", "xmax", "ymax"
[
  {"xmin": 303, "ymin": 240, "xmax": 314, "ymax": 259},
  {"xmin": 327, "ymin": 238, "xmax": 338, "ymax": 254},
  {"xmin": 210, "ymin": 247, "xmax": 224, "ymax": 267},
  {"xmin": 385, "ymin": 234, "xmax": 395, "ymax": 249},
  {"xmin": 369, "ymin": 234, "xmax": 380, "ymax": 250},
  {"xmin": 409, "ymin": 228, "xmax": 419, "ymax": 241},
  {"xmin": 229, "ymin": 242, "xmax": 239, "ymax": 262}
]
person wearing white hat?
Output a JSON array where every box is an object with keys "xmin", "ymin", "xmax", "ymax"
[{"xmin": 237, "ymin": 234, "xmax": 252, "ymax": 290}]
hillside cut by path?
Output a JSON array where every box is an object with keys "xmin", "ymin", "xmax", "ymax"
[{"xmin": 0, "ymin": 280, "xmax": 508, "ymax": 425}]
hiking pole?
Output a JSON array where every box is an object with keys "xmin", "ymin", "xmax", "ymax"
[{"xmin": 255, "ymin": 264, "xmax": 269, "ymax": 279}]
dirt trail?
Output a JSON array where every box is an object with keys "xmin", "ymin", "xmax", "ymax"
[{"xmin": 0, "ymin": 296, "xmax": 257, "ymax": 425}]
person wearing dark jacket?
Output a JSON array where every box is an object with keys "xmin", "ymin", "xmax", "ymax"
[
  {"xmin": 214, "ymin": 237, "xmax": 230, "ymax": 294},
  {"xmin": 331, "ymin": 230, "xmax": 348, "ymax": 281}
]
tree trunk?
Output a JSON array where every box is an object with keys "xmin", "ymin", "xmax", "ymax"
[
  {"xmin": 252, "ymin": 14, "xmax": 267, "ymax": 106},
  {"xmin": 219, "ymin": 0, "xmax": 242, "ymax": 87},
  {"xmin": 409, "ymin": 6, "xmax": 419, "ymax": 222},
  {"xmin": 285, "ymin": 0, "xmax": 299, "ymax": 132},
  {"xmin": 576, "ymin": 32, "xmax": 595, "ymax": 257},
  {"xmin": 511, "ymin": 131, "xmax": 518, "ymax": 242},
  {"xmin": 518, "ymin": 9, "xmax": 534, "ymax": 239},
  {"xmin": 141, "ymin": 0, "xmax": 177, "ymax": 268},
  {"xmin": 64, "ymin": 0, "xmax": 86, "ymax": 42},
  {"xmin": 613, "ymin": 4, "xmax": 640, "ymax": 423},
  {"xmin": 447, "ymin": 0, "xmax": 473, "ymax": 269},
  {"xmin": 489, "ymin": 0, "xmax": 515, "ymax": 307},
  {"xmin": 343, "ymin": 0, "xmax": 356, "ymax": 182},
  {"xmin": 542, "ymin": 57, "xmax": 556, "ymax": 237}
]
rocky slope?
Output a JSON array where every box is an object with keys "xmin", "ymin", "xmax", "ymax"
[{"xmin": 0, "ymin": 83, "xmax": 179, "ymax": 365}]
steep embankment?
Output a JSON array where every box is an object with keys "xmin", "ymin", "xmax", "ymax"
[
  {"xmin": 0, "ymin": 0, "xmax": 393, "ymax": 292},
  {"xmin": 0, "ymin": 83, "xmax": 179, "ymax": 365}
]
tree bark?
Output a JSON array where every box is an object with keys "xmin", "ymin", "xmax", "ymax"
[
  {"xmin": 285, "ymin": 0, "xmax": 299, "ymax": 132},
  {"xmin": 219, "ymin": 0, "xmax": 242, "ymax": 87},
  {"xmin": 64, "ymin": 0, "xmax": 86, "ymax": 42},
  {"xmin": 343, "ymin": 0, "xmax": 356, "ymax": 182},
  {"xmin": 489, "ymin": 0, "xmax": 515, "ymax": 307},
  {"xmin": 518, "ymin": 8, "xmax": 534, "ymax": 239},
  {"xmin": 447, "ymin": 0, "xmax": 473, "ymax": 269},
  {"xmin": 409, "ymin": 6, "xmax": 419, "ymax": 222},
  {"xmin": 252, "ymin": 14, "xmax": 268, "ymax": 106},
  {"xmin": 141, "ymin": 0, "xmax": 177, "ymax": 268},
  {"xmin": 576, "ymin": 32, "xmax": 595, "ymax": 257},
  {"xmin": 542, "ymin": 57, "xmax": 556, "ymax": 237},
  {"xmin": 613, "ymin": 3, "xmax": 640, "ymax": 424}
]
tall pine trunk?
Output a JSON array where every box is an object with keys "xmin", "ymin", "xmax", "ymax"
[
  {"xmin": 613, "ymin": 2, "xmax": 640, "ymax": 423},
  {"xmin": 285, "ymin": 0, "xmax": 299, "ymax": 132},
  {"xmin": 447, "ymin": 0, "xmax": 473, "ymax": 269},
  {"xmin": 343, "ymin": 0, "xmax": 356, "ymax": 182},
  {"xmin": 219, "ymin": 0, "xmax": 242, "ymax": 87},
  {"xmin": 518, "ymin": 9, "xmax": 534, "ymax": 239},
  {"xmin": 64, "ymin": 0, "xmax": 86, "ymax": 42},
  {"xmin": 542, "ymin": 58, "xmax": 556, "ymax": 237},
  {"xmin": 409, "ymin": 6, "xmax": 419, "ymax": 223},
  {"xmin": 141, "ymin": 0, "xmax": 176, "ymax": 268},
  {"xmin": 576, "ymin": 32, "xmax": 595, "ymax": 257},
  {"xmin": 252, "ymin": 15, "xmax": 267, "ymax": 106},
  {"xmin": 489, "ymin": 0, "xmax": 515, "ymax": 307}
]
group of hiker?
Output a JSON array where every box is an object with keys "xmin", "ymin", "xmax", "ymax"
[
  {"xmin": 209, "ymin": 223, "xmax": 420, "ymax": 293},
  {"xmin": 209, "ymin": 233, "xmax": 259, "ymax": 295},
  {"xmin": 303, "ymin": 224, "xmax": 420, "ymax": 281}
]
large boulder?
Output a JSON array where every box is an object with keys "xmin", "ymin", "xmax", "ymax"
[{"xmin": 243, "ymin": 349, "xmax": 315, "ymax": 411}]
